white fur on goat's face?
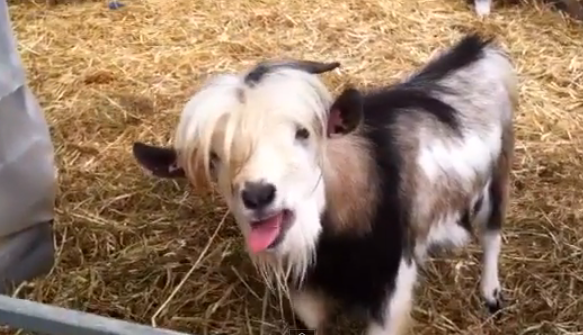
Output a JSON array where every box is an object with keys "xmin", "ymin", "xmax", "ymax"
[{"xmin": 174, "ymin": 68, "xmax": 335, "ymax": 284}]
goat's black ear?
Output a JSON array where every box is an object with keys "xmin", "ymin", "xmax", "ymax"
[
  {"xmin": 327, "ymin": 88, "xmax": 363, "ymax": 138},
  {"xmin": 132, "ymin": 142, "xmax": 185, "ymax": 178}
]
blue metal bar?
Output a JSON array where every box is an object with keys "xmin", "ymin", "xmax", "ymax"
[{"xmin": 0, "ymin": 294, "xmax": 192, "ymax": 335}]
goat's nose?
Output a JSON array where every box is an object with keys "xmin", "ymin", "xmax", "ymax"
[{"xmin": 241, "ymin": 182, "xmax": 276, "ymax": 210}]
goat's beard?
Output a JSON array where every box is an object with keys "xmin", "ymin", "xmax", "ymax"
[
  {"xmin": 235, "ymin": 169, "xmax": 325, "ymax": 300},
  {"xmin": 248, "ymin": 238, "xmax": 317, "ymax": 300}
]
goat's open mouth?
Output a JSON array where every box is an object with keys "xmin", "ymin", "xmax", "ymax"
[{"xmin": 246, "ymin": 210, "xmax": 294, "ymax": 254}]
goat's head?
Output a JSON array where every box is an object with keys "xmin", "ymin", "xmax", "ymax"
[{"xmin": 132, "ymin": 59, "xmax": 364, "ymax": 285}]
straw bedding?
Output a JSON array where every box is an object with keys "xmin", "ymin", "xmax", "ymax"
[{"xmin": 4, "ymin": 0, "xmax": 583, "ymax": 334}]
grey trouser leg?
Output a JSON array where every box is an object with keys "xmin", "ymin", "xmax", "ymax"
[
  {"xmin": 0, "ymin": 0, "xmax": 57, "ymax": 293},
  {"xmin": 0, "ymin": 222, "xmax": 55, "ymax": 294}
]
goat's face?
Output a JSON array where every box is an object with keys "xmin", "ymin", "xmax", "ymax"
[
  {"xmin": 132, "ymin": 60, "xmax": 364, "ymax": 283},
  {"xmin": 222, "ymin": 107, "xmax": 326, "ymax": 260}
]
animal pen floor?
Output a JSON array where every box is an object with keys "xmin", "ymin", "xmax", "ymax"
[{"xmin": 5, "ymin": 0, "xmax": 583, "ymax": 334}]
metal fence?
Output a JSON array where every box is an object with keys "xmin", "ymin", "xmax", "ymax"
[{"xmin": 0, "ymin": 294, "xmax": 192, "ymax": 335}]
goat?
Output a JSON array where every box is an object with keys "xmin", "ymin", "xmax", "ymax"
[{"xmin": 132, "ymin": 33, "xmax": 517, "ymax": 335}]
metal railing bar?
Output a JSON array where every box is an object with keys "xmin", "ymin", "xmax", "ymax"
[{"xmin": 0, "ymin": 294, "xmax": 192, "ymax": 335}]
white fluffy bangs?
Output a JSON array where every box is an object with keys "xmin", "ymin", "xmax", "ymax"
[
  {"xmin": 231, "ymin": 69, "xmax": 336, "ymax": 175},
  {"xmin": 251, "ymin": 68, "xmax": 333, "ymax": 134},
  {"xmin": 173, "ymin": 67, "xmax": 335, "ymax": 191},
  {"xmin": 172, "ymin": 74, "xmax": 242, "ymax": 189}
]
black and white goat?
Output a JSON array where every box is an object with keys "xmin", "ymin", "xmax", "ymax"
[{"xmin": 132, "ymin": 34, "xmax": 517, "ymax": 335}]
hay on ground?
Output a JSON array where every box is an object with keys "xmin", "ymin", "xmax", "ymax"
[{"xmin": 4, "ymin": 0, "xmax": 583, "ymax": 334}]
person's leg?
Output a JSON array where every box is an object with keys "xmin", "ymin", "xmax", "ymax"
[{"xmin": 0, "ymin": 0, "xmax": 57, "ymax": 294}]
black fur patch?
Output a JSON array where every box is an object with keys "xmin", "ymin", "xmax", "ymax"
[
  {"xmin": 458, "ymin": 194, "xmax": 484, "ymax": 232},
  {"xmin": 365, "ymin": 87, "xmax": 461, "ymax": 132},
  {"xmin": 302, "ymin": 33, "xmax": 495, "ymax": 326},
  {"xmin": 244, "ymin": 64, "xmax": 270, "ymax": 87},
  {"xmin": 414, "ymin": 33, "xmax": 494, "ymax": 83},
  {"xmin": 486, "ymin": 176, "xmax": 504, "ymax": 231},
  {"xmin": 132, "ymin": 142, "xmax": 185, "ymax": 178},
  {"xmin": 459, "ymin": 209, "xmax": 473, "ymax": 233},
  {"xmin": 244, "ymin": 61, "xmax": 340, "ymax": 87},
  {"xmin": 473, "ymin": 195, "xmax": 484, "ymax": 216}
]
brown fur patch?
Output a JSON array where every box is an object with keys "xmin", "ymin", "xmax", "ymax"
[
  {"xmin": 236, "ymin": 87, "xmax": 246, "ymax": 104},
  {"xmin": 180, "ymin": 148, "xmax": 213, "ymax": 192},
  {"xmin": 495, "ymin": 123, "xmax": 515, "ymax": 215},
  {"xmin": 411, "ymin": 173, "xmax": 477, "ymax": 243},
  {"xmin": 178, "ymin": 113, "xmax": 232, "ymax": 193},
  {"xmin": 321, "ymin": 130, "xmax": 379, "ymax": 235}
]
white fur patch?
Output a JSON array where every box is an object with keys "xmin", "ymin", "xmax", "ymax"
[
  {"xmin": 367, "ymin": 258, "xmax": 417, "ymax": 335},
  {"xmin": 417, "ymin": 127, "xmax": 501, "ymax": 190},
  {"xmin": 428, "ymin": 213, "xmax": 472, "ymax": 247},
  {"xmin": 273, "ymin": 196, "xmax": 325, "ymax": 285},
  {"xmin": 291, "ymin": 289, "xmax": 328, "ymax": 330},
  {"xmin": 473, "ymin": 180, "xmax": 492, "ymax": 228},
  {"xmin": 414, "ymin": 212, "xmax": 473, "ymax": 263},
  {"xmin": 415, "ymin": 182, "xmax": 491, "ymax": 263},
  {"xmin": 474, "ymin": 0, "xmax": 492, "ymax": 17}
]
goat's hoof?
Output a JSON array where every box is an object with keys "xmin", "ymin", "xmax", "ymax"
[{"xmin": 484, "ymin": 288, "xmax": 504, "ymax": 317}]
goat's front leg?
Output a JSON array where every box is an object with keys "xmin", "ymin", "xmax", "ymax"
[
  {"xmin": 290, "ymin": 288, "xmax": 330, "ymax": 334},
  {"xmin": 478, "ymin": 147, "xmax": 512, "ymax": 315},
  {"xmin": 478, "ymin": 181, "xmax": 506, "ymax": 313},
  {"xmin": 366, "ymin": 258, "xmax": 417, "ymax": 335}
]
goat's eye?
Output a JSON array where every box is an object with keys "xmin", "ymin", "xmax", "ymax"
[{"xmin": 295, "ymin": 127, "xmax": 310, "ymax": 140}]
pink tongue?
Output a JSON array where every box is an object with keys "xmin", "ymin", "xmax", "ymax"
[{"xmin": 247, "ymin": 214, "xmax": 283, "ymax": 254}]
